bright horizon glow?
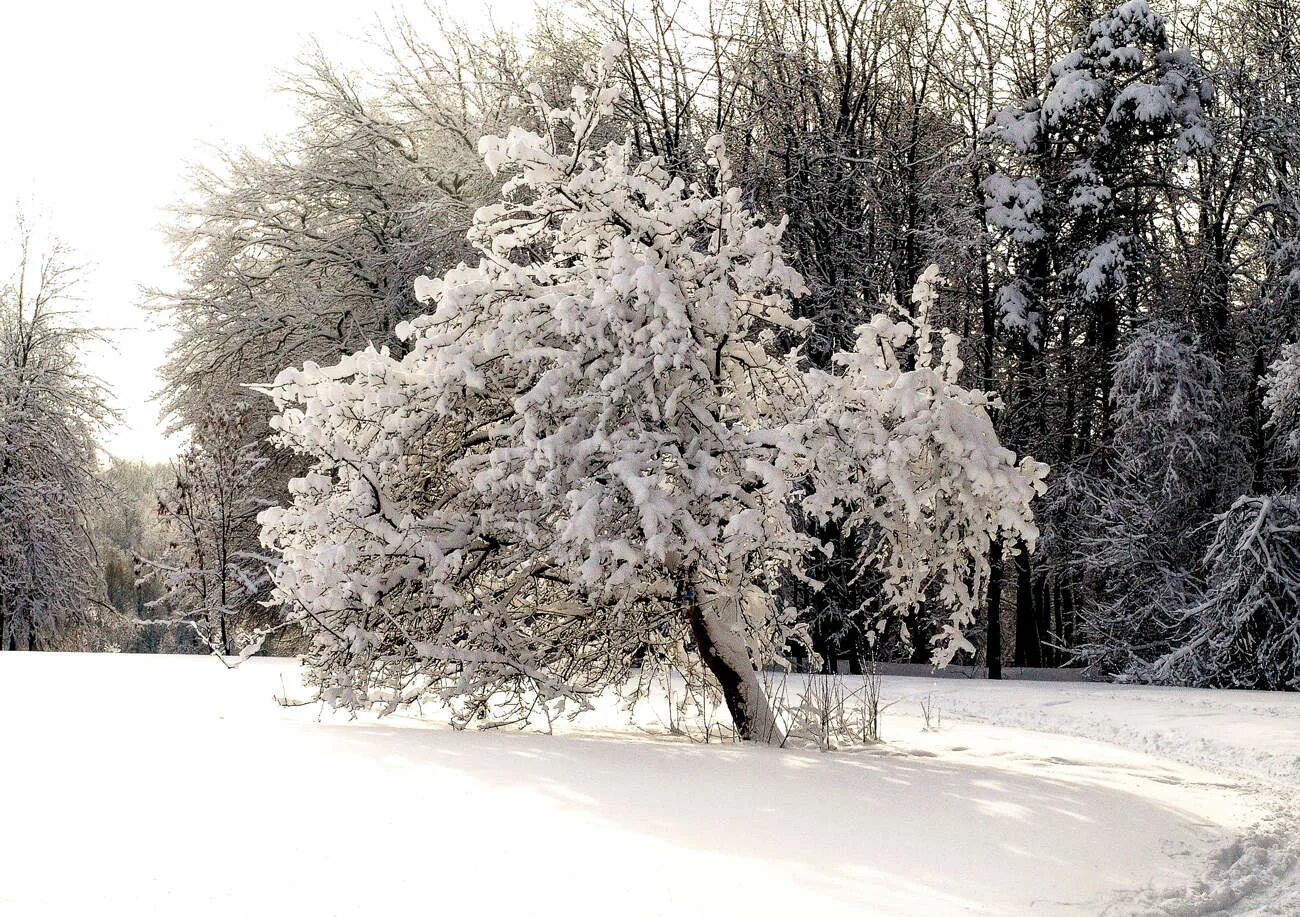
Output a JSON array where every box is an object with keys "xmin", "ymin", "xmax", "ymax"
[{"xmin": 0, "ymin": 1, "xmax": 535, "ymax": 463}]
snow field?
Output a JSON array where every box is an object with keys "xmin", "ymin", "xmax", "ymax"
[{"xmin": 0, "ymin": 652, "xmax": 1294, "ymax": 915}]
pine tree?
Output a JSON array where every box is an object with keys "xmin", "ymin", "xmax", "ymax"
[
  {"xmin": 1075, "ymin": 323, "xmax": 1231, "ymax": 675},
  {"xmin": 1150, "ymin": 495, "xmax": 1300, "ymax": 690},
  {"xmin": 985, "ymin": 0, "xmax": 1213, "ymax": 370},
  {"xmin": 982, "ymin": 0, "xmax": 1215, "ymax": 668}
]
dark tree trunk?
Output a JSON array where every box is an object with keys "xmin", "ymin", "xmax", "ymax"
[
  {"xmin": 1249, "ymin": 347, "xmax": 1272, "ymax": 489},
  {"xmin": 686, "ymin": 603, "xmax": 749, "ymax": 732},
  {"xmin": 1053, "ymin": 581, "xmax": 1065, "ymax": 667},
  {"xmin": 1035, "ymin": 576, "xmax": 1052, "ymax": 666},
  {"xmin": 987, "ymin": 541, "xmax": 1003, "ymax": 680},
  {"xmin": 907, "ymin": 607, "xmax": 930, "ymax": 664},
  {"xmin": 1062, "ymin": 578, "xmax": 1078, "ymax": 652},
  {"xmin": 1014, "ymin": 545, "xmax": 1042, "ymax": 668},
  {"xmin": 847, "ymin": 641, "xmax": 863, "ymax": 676}
]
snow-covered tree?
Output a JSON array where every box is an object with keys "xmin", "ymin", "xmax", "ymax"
[
  {"xmin": 980, "ymin": 0, "xmax": 1215, "ymax": 669},
  {"xmin": 89, "ymin": 460, "xmax": 181, "ymax": 654},
  {"xmin": 155, "ymin": 49, "xmax": 500, "ymax": 433},
  {"xmin": 1149, "ymin": 495, "xmax": 1300, "ymax": 690},
  {"xmin": 1264, "ymin": 341, "xmax": 1300, "ymax": 462},
  {"xmin": 1074, "ymin": 324, "xmax": 1232, "ymax": 675},
  {"xmin": 0, "ymin": 221, "xmax": 110, "ymax": 650},
  {"xmin": 799, "ymin": 265, "xmax": 1050, "ymax": 659},
  {"xmin": 145, "ymin": 402, "xmax": 269, "ymax": 656},
  {"xmin": 984, "ymin": 0, "xmax": 1213, "ymax": 357},
  {"xmin": 153, "ymin": 29, "xmax": 568, "ymax": 646},
  {"xmin": 258, "ymin": 55, "xmax": 1045, "ymax": 740},
  {"xmin": 1246, "ymin": 1, "xmax": 1300, "ymax": 353}
]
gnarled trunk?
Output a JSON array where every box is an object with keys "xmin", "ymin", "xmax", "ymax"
[{"xmin": 681, "ymin": 583, "xmax": 784, "ymax": 744}]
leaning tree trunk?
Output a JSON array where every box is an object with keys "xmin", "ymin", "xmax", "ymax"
[{"xmin": 681, "ymin": 582, "xmax": 785, "ymax": 744}]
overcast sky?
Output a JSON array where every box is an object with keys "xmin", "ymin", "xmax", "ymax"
[{"xmin": 0, "ymin": 1, "xmax": 532, "ymax": 462}]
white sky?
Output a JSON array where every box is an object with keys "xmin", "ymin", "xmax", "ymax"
[{"xmin": 0, "ymin": 1, "xmax": 534, "ymax": 462}]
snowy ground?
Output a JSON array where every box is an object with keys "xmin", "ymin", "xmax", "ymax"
[{"xmin": 0, "ymin": 653, "xmax": 1295, "ymax": 915}]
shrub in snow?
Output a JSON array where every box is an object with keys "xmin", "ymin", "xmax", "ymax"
[
  {"xmin": 776, "ymin": 666, "xmax": 895, "ymax": 751},
  {"xmin": 1150, "ymin": 495, "xmax": 1300, "ymax": 690},
  {"xmin": 257, "ymin": 53, "xmax": 1046, "ymax": 742}
]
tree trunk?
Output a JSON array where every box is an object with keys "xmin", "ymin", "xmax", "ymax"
[
  {"xmin": 987, "ymin": 541, "xmax": 1003, "ymax": 680},
  {"xmin": 219, "ymin": 552, "xmax": 231, "ymax": 656},
  {"xmin": 681, "ymin": 582, "xmax": 784, "ymax": 744},
  {"xmin": 1035, "ymin": 576, "xmax": 1052, "ymax": 666},
  {"xmin": 1013, "ymin": 544, "xmax": 1042, "ymax": 667},
  {"xmin": 906, "ymin": 607, "xmax": 930, "ymax": 664},
  {"xmin": 847, "ymin": 642, "xmax": 862, "ymax": 676}
]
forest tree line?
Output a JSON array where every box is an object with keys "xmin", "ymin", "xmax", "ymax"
[{"xmin": 3, "ymin": 0, "xmax": 1299, "ymax": 692}]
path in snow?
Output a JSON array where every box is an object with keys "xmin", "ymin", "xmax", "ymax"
[
  {"xmin": 0, "ymin": 653, "xmax": 1292, "ymax": 915},
  {"xmin": 868, "ymin": 674, "xmax": 1300, "ymax": 914}
]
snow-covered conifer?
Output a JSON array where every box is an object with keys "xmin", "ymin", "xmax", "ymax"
[
  {"xmin": 1075, "ymin": 324, "xmax": 1231, "ymax": 675},
  {"xmin": 981, "ymin": 0, "xmax": 1216, "ymax": 510},
  {"xmin": 1264, "ymin": 342, "xmax": 1300, "ymax": 461},
  {"xmin": 979, "ymin": 1, "xmax": 1216, "ymax": 670},
  {"xmin": 984, "ymin": 0, "xmax": 1213, "ymax": 348},
  {"xmin": 1150, "ymin": 495, "xmax": 1300, "ymax": 690}
]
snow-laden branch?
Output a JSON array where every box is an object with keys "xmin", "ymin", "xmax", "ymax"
[{"xmin": 257, "ymin": 53, "xmax": 1046, "ymax": 741}]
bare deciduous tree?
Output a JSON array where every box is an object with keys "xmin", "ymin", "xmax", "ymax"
[{"xmin": 0, "ymin": 217, "xmax": 111, "ymax": 650}]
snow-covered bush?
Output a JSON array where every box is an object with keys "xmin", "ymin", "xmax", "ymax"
[
  {"xmin": 258, "ymin": 53, "xmax": 1046, "ymax": 741},
  {"xmin": 1150, "ymin": 495, "xmax": 1300, "ymax": 690},
  {"xmin": 778, "ymin": 664, "xmax": 895, "ymax": 750}
]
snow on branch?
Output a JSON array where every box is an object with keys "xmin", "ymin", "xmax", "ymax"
[{"xmin": 256, "ymin": 54, "xmax": 1046, "ymax": 740}]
